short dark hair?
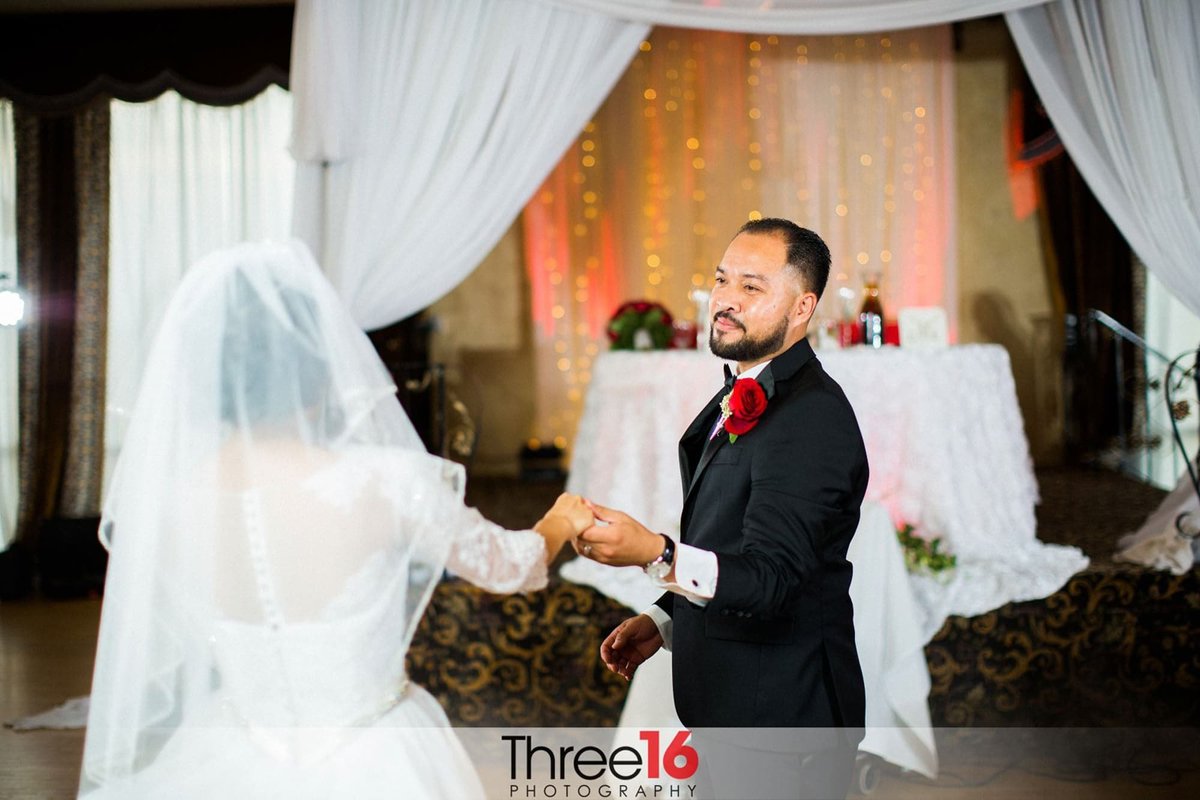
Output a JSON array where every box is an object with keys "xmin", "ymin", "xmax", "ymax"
[{"xmin": 736, "ymin": 217, "xmax": 831, "ymax": 299}]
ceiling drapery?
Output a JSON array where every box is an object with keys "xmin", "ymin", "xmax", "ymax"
[
  {"xmin": 533, "ymin": 0, "xmax": 1047, "ymax": 34},
  {"xmin": 291, "ymin": 0, "xmax": 1198, "ymax": 339}
]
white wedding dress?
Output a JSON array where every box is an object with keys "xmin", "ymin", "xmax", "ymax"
[
  {"xmin": 80, "ymin": 241, "xmax": 547, "ymax": 799},
  {"xmin": 85, "ymin": 455, "xmax": 546, "ymax": 800}
]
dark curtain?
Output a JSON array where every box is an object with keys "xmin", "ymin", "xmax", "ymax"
[
  {"xmin": 5, "ymin": 103, "xmax": 111, "ymax": 597},
  {"xmin": 0, "ymin": 5, "xmax": 292, "ymax": 111},
  {"xmin": 367, "ymin": 315, "xmax": 443, "ymax": 455},
  {"xmin": 1036, "ymin": 131, "xmax": 1134, "ymax": 464},
  {"xmin": 15, "ymin": 107, "xmax": 82, "ymax": 541}
]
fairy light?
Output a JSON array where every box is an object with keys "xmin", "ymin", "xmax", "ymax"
[{"xmin": 531, "ymin": 25, "xmax": 951, "ymax": 451}]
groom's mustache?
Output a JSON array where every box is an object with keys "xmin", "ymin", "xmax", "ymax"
[{"xmin": 713, "ymin": 311, "xmax": 745, "ymax": 331}]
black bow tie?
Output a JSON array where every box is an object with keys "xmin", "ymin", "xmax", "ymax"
[{"xmin": 723, "ymin": 364, "xmax": 736, "ymax": 390}]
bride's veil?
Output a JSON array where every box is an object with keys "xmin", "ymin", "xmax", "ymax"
[{"xmin": 80, "ymin": 240, "xmax": 463, "ymax": 793}]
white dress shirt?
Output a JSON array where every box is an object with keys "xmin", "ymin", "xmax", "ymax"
[{"xmin": 643, "ymin": 360, "xmax": 771, "ymax": 648}]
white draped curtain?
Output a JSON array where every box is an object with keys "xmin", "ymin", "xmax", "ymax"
[
  {"xmin": 1007, "ymin": 0, "xmax": 1200, "ymax": 317},
  {"xmin": 106, "ymin": 87, "xmax": 294, "ymax": 488},
  {"xmin": 1, "ymin": 100, "xmax": 16, "ymax": 549},
  {"xmin": 536, "ymin": 0, "xmax": 1046, "ymax": 33},
  {"xmin": 293, "ymin": 0, "xmax": 1199, "ymax": 343},
  {"xmin": 291, "ymin": 0, "xmax": 1049, "ymax": 331},
  {"xmin": 289, "ymin": 0, "xmax": 648, "ymax": 330}
]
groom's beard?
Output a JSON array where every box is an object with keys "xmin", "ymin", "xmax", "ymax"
[{"xmin": 709, "ymin": 312, "xmax": 789, "ymax": 363}]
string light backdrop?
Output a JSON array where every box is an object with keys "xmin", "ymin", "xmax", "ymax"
[{"xmin": 524, "ymin": 25, "xmax": 955, "ymax": 451}]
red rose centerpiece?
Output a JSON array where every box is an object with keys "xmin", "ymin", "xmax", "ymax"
[
  {"xmin": 607, "ymin": 300, "xmax": 674, "ymax": 351},
  {"xmin": 719, "ymin": 379, "xmax": 768, "ymax": 443}
]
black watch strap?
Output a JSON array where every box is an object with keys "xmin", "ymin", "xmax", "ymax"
[{"xmin": 658, "ymin": 533, "xmax": 675, "ymax": 566}]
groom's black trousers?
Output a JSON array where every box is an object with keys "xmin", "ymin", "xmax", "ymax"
[{"xmin": 690, "ymin": 732, "xmax": 857, "ymax": 800}]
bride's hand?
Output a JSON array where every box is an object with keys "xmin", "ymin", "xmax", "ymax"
[
  {"xmin": 533, "ymin": 493, "xmax": 593, "ymax": 563},
  {"xmin": 547, "ymin": 493, "xmax": 594, "ymax": 535}
]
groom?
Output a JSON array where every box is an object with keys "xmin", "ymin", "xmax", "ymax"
[{"xmin": 575, "ymin": 218, "xmax": 868, "ymax": 799}]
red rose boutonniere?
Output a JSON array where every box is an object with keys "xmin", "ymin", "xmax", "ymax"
[{"xmin": 718, "ymin": 379, "xmax": 768, "ymax": 444}]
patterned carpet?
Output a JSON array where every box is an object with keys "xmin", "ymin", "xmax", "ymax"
[
  {"xmin": 927, "ymin": 467, "xmax": 1198, "ymax": 727},
  {"xmin": 406, "ymin": 468, "xmax": 1200, "ymax": 728}
]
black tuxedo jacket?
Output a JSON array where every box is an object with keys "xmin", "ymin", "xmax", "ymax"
[{"xmin": 655, "ymin": 338, "xmax": 868, "ymax": 740}]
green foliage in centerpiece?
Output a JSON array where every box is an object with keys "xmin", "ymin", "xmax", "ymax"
[
  {"xmin": 606, "ymin": 300, "xmax": 674, "ymax": 350},
  {"xmin": 897, "ymin": 523, "xmax": 957, "ymax": 574}
]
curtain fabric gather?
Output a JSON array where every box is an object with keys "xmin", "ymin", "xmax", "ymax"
[
  {"xmin": 534, "ymin": 0, "xmax": 1047, "ymax": 33},
  {"xmin": 1007, "ymin": 0, "xmax": 1200, "ymax": 318},
  {"xmin": 289, "ymin": 0, "xmax": 648, "ymax": 330}
]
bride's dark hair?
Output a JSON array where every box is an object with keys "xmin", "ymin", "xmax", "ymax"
[{"xmin": 218, "ymin": 270, "xmax": 342, "ymax": 434}]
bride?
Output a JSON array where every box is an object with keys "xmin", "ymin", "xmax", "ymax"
[{"xmin": 79, "ymin": 240, "xmax": 589, "ymax": 798}]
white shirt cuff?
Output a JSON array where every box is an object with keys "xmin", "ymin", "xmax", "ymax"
[
  {"xmin": 650, "ymin": 542, "xmax": 718, "ymax": 606},
  {"xmin": 642, "ymin": 604, "xmax": 673, "ymax": 652}
]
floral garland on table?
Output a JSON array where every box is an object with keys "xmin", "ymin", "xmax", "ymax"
[
  {"xmin": 897, "ymin": 523, "xmax": 957, "ymax": 575},
  {"xmin": 607, "ymin": 300, "xmax": 674, "ymax": 351}
]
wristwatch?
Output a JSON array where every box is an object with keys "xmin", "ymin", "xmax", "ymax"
[{"xmin": 644, "ymin": 534, "xmax": 676, "ymax": 581}]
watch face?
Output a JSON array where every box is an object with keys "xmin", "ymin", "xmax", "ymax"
[{"xmin": 646, "ymin": 560, "xmax": 671, "ymax": 581}]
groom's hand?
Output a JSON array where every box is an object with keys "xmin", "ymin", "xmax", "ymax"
[
  {"xmin": 574, "ymin": 503, "xmax": 664, "ymax": 567},
  {"xmin": 601, "ymin": 614, "xmax": 663, "ymax": 681}
]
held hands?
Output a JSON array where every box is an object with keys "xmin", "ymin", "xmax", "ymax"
[
  {"xmin": 600, "ymin": 614, "xmax": 663, "ymax": 681},
  {"xmin": 573, "ymin": 502, "xmax": 665, "ymax": 568},
  {"xmin": 534, "ymin": 493, "xmax": 593, "ymax": 563}
]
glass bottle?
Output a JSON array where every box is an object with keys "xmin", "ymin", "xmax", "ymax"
[{"xmin": 859, "ymin": 273, "xmax": 884, "ymax": 348}]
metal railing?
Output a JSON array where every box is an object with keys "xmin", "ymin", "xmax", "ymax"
[{"xmin": 1078, "ymin": 309, "xmax": 1198, "ymax": 488}]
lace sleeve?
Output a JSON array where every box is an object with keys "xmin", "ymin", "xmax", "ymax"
[
  {"xmin": 444, "ymin": 505, "xmax": 548, "ymax": 594},
  {"xmin": 306, "ymin": 450, "xmax": 549, "ymax": 595}
]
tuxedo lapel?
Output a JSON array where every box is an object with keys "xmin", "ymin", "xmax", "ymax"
[
  {"xmin": 679, "ymin": 389, "xmax": 724, "ymax": 495},
  {"xmin": 687, "ymin": 424, "xmax": 727, "ymax": 496}
]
